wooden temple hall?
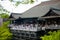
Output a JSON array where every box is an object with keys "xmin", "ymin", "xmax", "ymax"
[{"xmin": 8, "ymin": 8, "xmax": 60, "ymax": 40}]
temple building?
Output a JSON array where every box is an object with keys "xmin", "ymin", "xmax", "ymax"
[
  {"xmin": 8, "ymin": 1, "xmax": 60, "ymax": 40},
  {"xmin": 8, "ymin": 8, "xmax": 60, "ymax": 40}
]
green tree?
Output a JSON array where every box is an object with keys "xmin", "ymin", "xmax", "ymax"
[
  {"xmin": 0, "ymin": 5, "xmax": 12, "ymax": 40},
  {"xmin": 0, "ymin": 21, "xmax": 12, "ymax": 40},
  {"xmin": 41, "ymin": 30, "xmax": 60, "ymax": 40},
  {"xmin": 9, "ymin": 0, "xmax": 34, "ymax": 6},
  {"xmin": 0, "ymin": 13, "xmax": 9, "ymax": 18},
  {"xmin": 0, "ymin": 5, "xmax": 9, "ymax": 14}
]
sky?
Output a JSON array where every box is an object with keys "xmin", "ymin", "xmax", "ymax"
[{"xmin": 0, "ymin": 0, "xmax": 50, "ymax": 15}]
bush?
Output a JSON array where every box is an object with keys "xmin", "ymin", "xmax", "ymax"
[
  {"xmin": 0, "ymin": 21, "xmax": 12, "ymax": 40},
  {"xmin": 0, "ymin": 13, "xmax": 12, "ymax": 40},
  {"xmin": 0, "ymin": 13, "xmax": 9, "ymax": 18},
  {"xmin": 41, "ymin": 30, "xmax": 60, "ymax": 40}
]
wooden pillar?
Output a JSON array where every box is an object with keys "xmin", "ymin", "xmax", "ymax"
[{"xmin": 0, "ymin": 18, "xmax": 3, "ymax": 26}]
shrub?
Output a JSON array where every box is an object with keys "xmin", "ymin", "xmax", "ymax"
[
  {"xmin": 0, "ymin": 21, "xmax": 12, "ymax": 40},
  {"xmin": 0, "ymin": 13, "xmax": 12, "ymax": 40},
  {"xmin": 41, "ymin": 30, "xmax": 60, "ymax": 40}
]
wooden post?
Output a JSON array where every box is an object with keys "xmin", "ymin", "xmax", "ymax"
[{"xmin": 0, "ymin": 18, "xmax": 3, "ymax": 26}]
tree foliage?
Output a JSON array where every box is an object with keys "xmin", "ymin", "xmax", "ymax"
[
  {"xmin": 0, "ymin": 4, "xmax": 12, "ymax": 40},
  {"xmin": 41, "ymin": 30, "xmax": 60, "ymax": 40},
  {"xmin": 0, "ymin": 21, "xmax": 12, "ymax": 40},
  {"xmin": 0, "ymin": 13, "xmax": 9, "ymax": 18},
  {"xmin": 9, "ymin": 0, "xmax": 34, "ymax": 6},
  {"xmin": 0, "ymin": 13, "xmax": 12, "ymax": 40},
  {"xmin": 0, "ymin": 5, "xmax": 9, "ymax": 13}
]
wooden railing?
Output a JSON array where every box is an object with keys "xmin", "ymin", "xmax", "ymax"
[{"xmin": 9, "ymin": 24, "xmax": 41, "ymax": 31}]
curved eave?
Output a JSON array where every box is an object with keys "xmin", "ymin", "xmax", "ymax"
[{"xmin": 41, "ymin": 16, "xmax": 60, "ymax": 19}]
